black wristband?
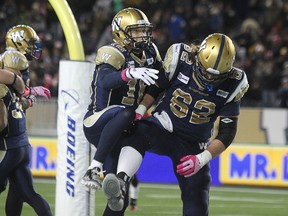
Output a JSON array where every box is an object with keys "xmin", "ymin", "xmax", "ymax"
[
  {"xmin": 215, "ymin": 117, "xmax": 238, "ymax": 148},
  {"xmin": 11, "ymin": 73, "xmax": 17, "ymax": 86}
]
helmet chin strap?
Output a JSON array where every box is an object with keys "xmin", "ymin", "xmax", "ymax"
[{"xmin": 135, "ymin": 41, "xmax": 149, "ymax": 50}]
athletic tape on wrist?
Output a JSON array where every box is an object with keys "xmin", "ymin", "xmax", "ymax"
[
  {"xmin": 135, "ymin": 104, "xmax": 147, "ymax": 116},
  {"xmin": 197, "ymin": 150, "xmax": 212, "ymax": 167}
]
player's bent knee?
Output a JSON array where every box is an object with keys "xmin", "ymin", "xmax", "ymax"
[{"xmin": 119, "ymin": 108, "xmax": 135, "ymax": 122}]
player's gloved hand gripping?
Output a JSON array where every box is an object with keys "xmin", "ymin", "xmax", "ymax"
[
  {"xmin": 176, "ymin": 150, "xmax": 212, "ymax": 177},
  {"xmin": 23, "ymin": 86, "xmax": 51, "ymax": 99},
  {"xmin": 121, "ymin": 67, "xmax": 159, "ymax": 86}
]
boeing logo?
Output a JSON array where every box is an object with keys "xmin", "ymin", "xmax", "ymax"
[
  {"xmin": 61, "ymin": 89, "xmax": 79, "ymax": 111},
  {"xmin": 60, "ymin": 89, "xmax": 79, "ymax": 197},
  {"xmin": 66, "ymin": 115, "xmax": 76, "ymax": 197}
]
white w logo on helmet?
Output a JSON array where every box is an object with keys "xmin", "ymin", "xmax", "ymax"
[
  {"xmin": 10, "ymin": 30, "xmax": 25, "ymax": 42},
  {"xmin": 112, "ymin": 17, "xmax": 122, "ymax": 31}
]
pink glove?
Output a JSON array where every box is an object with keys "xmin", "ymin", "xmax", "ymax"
[
  {"xmin": 176, "ymin": 150, "xmax": 212, "ymax": 178},
  {"xmin": 176, "ymin": 155, "xmax": 202, "ymax": 177},
  {"xmin": 30, "ymin": 86, "xmax": 51, "ymax": 99}
]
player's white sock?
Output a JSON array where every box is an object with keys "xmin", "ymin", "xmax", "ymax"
[
  {"xmin": 129, "ymin": 183, "xmax": 140, "ymax": 199},
  {"xmin": 88, "ymin": 160, "xmax": 103, "ymax": 171},
  {"xmin": 117, "ymin": 146, "xmax": 142, "ymax": 177}
]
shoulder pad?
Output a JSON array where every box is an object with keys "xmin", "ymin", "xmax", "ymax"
[
  {"xmin": 164, "ymin": 43, "xmax": 192, "ymax": 81},
  {"xmin": 0, "ymin": 84, "xmax": 9, "ymax": 99},
  {"xmin": 163, "ymin": 43, "xmax": 181, "ymax": 81},
  {"xmin": 2, "ymin": 50, "xmax": 29, "ymax": 71},
  {"xmin": 151, "ymin": 43, "xmax": 162, "ymax": 62},
  {"xmin": 1, "ymin": 50, "xmax": 29, "ymax": 71},
  {"xmin": 95, "ymin": 45, "xmax": 125, "ymax": 70},
  {"xmin": 227, "ymin": 68, "xmax": 249, "ymax": 103}
]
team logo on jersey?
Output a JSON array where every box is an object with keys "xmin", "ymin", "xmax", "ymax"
[
  {"xmin": 216, "ymin": 89, "xmax": 229, "ymax": 98},
  {"xmin": 147, "ymin": 57, "xmax": 154, "ymax": 65},
  {"xmin": 177, "ymin": 72, "xmax": 189, "ymax": 84},
  {"xmin": 102, "ymin": 53, "xmax": 111, "ymax": 61},
  {"xmin": 198, "ymin": 141, "xmax": 210, "ymax": 150},
  {"xmin": 221, "ymin": 118, "xmax": 233, "ymax": 123},
  {"xmin": 11, "ymin": 55, "xmax": 20, "ymax": 64}
]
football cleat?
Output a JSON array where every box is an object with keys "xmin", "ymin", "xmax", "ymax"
[
  {"xmin": 129, "ymin": 198, "xmax": 138, "ymax": 211},
  {"xmin": 102, "ymin": 173, "xmax": 127, "ymax": 211},
  {"xmin": 81, "ymin": 167, "xmax": 104, "ymax": 191}
]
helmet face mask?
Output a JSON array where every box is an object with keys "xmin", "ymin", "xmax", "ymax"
[
  {"xmin": 125, "ymin": 25, "xmax": 152, "ymax": 48},
  {"xmin": 6, "ymin": 25, "xmax": 42, "ymax": 60},
  {"xmin": 197, "ymin": 60, "xmax": 231, "ymax": 86},
  {"xmin": 112, "ymin": 8, "xmax": 153, "ymax": 52},
  {"xmin": 195, "ymin": 33, "xmax": 235, "ymax": 91},
  {"xmin": 29, "ymin": 40, "xmax": 43, "ymax": 60}
]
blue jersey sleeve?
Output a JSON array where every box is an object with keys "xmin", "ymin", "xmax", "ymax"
[
  {"xmin": 96, "ymin": 64, "xmax": 126, "ymax": 90},
  {"xmin": 220, "ymin": 100, "xmax": 240, "ymax": 116}
]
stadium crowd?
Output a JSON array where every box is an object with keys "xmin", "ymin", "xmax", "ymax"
[{"xmin": 1, "ymin": 0, "xmax": 288, "ymax": 107}]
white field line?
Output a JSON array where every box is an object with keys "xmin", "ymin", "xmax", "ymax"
[
  {"xmin": 210, "ymin": 196, "xmax": 286, "ymax": 203},
  {"xmin": 211, "ymin": 186, "xmax": 288, "ymax": 195},
  {"xmin": 138, "ymin": 183, "xmax": 288, "ymax": 195},
  {"xmin": 152, "ymin": 211, "xmax": 181, "ymax": 215},
  {"xmin": 212, "ymin": 214, "xmax": 279, "ymax": 216},
  {"xmin": 33, "ymin": 179, "xmax": 288, "ymax": 197},
  {"xmin": 210, "ymin": 203, "xmax": 284, "ymax": 209},
  {"xmin": 146, "ymin": 194, "xmax": 286, "ymax": 204}
]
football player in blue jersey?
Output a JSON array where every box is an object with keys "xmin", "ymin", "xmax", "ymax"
[
  {"xmin": 5, "ymin": 25, "xmax": 51, "ymax": 100},
  {"xmin": 102, "ymin": 33, "xmax": 249, "ymax": 215},
  {"xmin": 0, "ymin": 25, "xmax": 52, "ymax": 216},
  {"xmin": 81, "ymin": 7, "xmax": 162, "ymax": 215}
]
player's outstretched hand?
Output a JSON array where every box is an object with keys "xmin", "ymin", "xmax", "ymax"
[
  {"xmin": 123, "ymin": 68, "xmax": 159, "ymax": 86},
  {"xmin": 30, "ymin": 86, "xmax": 51, "ymax": 99},
  {"xmin": 176, "ymin": 155, "xmax": 202, "ymax": 177}
]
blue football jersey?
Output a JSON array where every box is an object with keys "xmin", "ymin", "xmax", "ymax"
[
  {"xmin": 153, "ymin": 43, "xmax": 249, "ymax": 143},
  {"xmin": 88, "ymin": 42, "xmax": 162, "ymax": 112},
  {"xmin": 0, "ymin": 84, "xmax": 29, "ymax": 150}
]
